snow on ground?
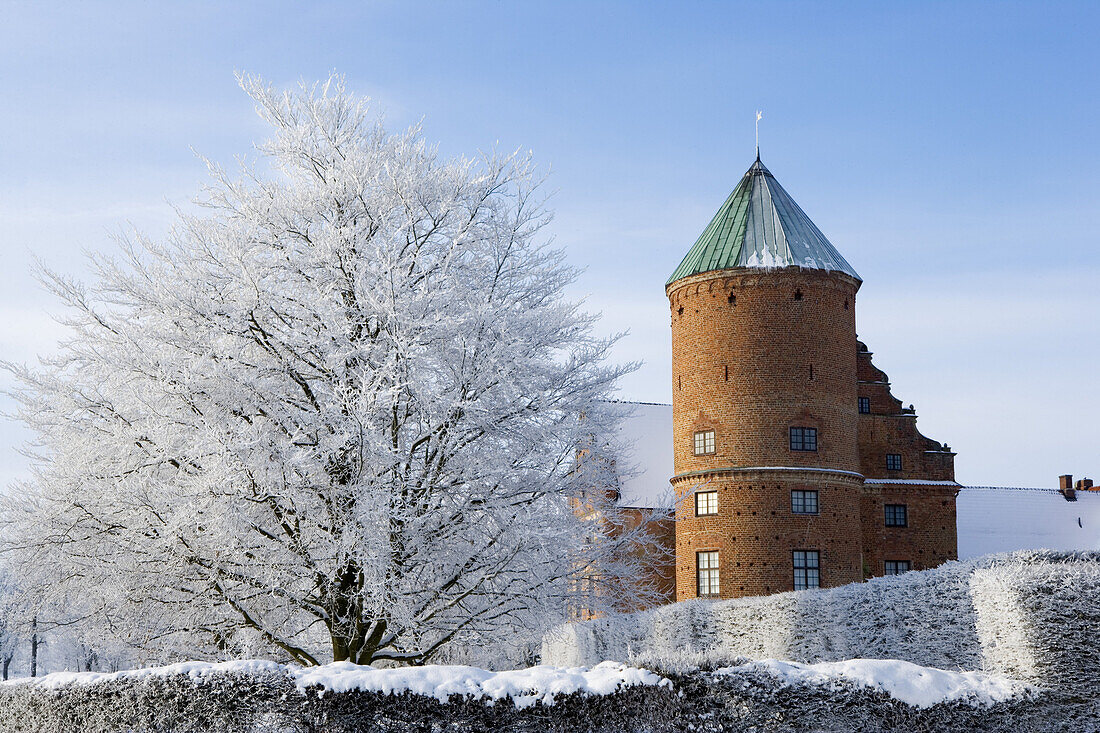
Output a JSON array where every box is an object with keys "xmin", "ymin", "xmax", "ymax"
[
  {"xmin": 2, "ymin": 659, "xmax": 670, "ymax": 709},
  {"xmin": 720, "ymin": 658, "xmax": 1031, "ymax": 708}
]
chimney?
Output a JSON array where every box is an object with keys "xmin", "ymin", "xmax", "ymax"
[
  {"xmin": 1059, "ymin": 474, "xmax": 1077, "ymax": 501},
  {"xmin": 1077, "ymin": 478, "xmax": 1094, "ymax": 490}
]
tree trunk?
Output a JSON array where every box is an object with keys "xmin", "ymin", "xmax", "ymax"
[
  {"xmin": 29, "ymin": 616, "xmax": 38, "ymax": 677},
  {"xmin": 80, "ymin": 646, "xmax": 98, "ymax": 673},
  {"xmin": 1, "ymin": 654, "xmax": 11, "ymax": 681},
  {"xmin": 328, "ymin": 559, "xmax": 378, "ymax": 664}
]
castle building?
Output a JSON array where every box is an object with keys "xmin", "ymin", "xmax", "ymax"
[
  {"xmin": 615, "ymin": 400, "xmax": 1100, "ymax": 603},
  {"xmin": 625, "ymin": 156, "xmax": 960, "ymax": 601},
  {"xmin": 609, "ymin": 157, "xmax": 1098, "ymax": 604}
]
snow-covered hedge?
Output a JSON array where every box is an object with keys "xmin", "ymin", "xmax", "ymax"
[
  {"xmin": 971, "ymin": 558, "xmax": 1100, "ymax": 693},
  {"xmin": 542, "ymin": 551, "xmax": 1100, "ymax": 686},
  {"xmin": 0, "ymin": 661, "xmax": 670, "ymax": 733},
  {"xmin": 4, "ymin": 552, "xmax": 1098, "ymax": 731},
  {"xmin": 2, "ymin": 657, "xmax": 1081, "ymax": 733}
]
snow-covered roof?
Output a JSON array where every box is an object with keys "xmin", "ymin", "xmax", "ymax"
[
  {"xmin": 864, "ymin": 479, "xmax": 960, "ymax": 486},
  {"xmin": 614, "ymin": 402, "xmax": 674, "ymax": 508},
  {"xmin": 667, "ymin": 158, "xmax": 861, "ymax": 285},
  {"xmin": 957, "ymin": 487, "xmax": 1100, "ymax": 559}
]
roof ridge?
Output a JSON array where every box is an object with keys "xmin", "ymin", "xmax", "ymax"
[{"xmin": 958, "ymin": 485, "xmax": 1064, "ymax": 493}]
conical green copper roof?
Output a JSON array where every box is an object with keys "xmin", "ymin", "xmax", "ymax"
[{"xmin": 667, "ymin": 158, "xmax": 860, "ymax": 285}]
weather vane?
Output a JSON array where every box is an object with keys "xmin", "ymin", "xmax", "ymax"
[{"xmin": 755, "ymin": 110, "xmax": 763, "ymax": 160}]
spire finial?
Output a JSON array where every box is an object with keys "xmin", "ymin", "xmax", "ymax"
[{"xmin": 755, "ymin": 110, "xmax": 763, "ymax": 161}]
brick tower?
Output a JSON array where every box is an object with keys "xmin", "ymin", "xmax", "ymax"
[{"xmin": 667, "ymin": 157, "xmax": 865, "ymax": 599}]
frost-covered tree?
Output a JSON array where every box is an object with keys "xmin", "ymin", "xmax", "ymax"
[
  {"xmin": 1, "ymin": 75, "xmax": 664, "ymax": 667},
  {"xmin": 0, "ymin": 570, "xmax": 20, "ymax": 679}
]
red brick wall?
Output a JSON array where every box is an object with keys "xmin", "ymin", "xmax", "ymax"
[
  {"xmin": 669, "ymin": 269, "xmax": 862, "ymax": 474},
  {"xmin": 618, "ymin": 264, "xmax": 960, "ymax": 605},
  {"xmin": 667, "ymin": 267, "xmax": 863, "ymax": 600},
  {"xmin": 860, "ymin": 486, "xmax": 958, "ymax": 576},
  {"xmin": 672, "ymin": 469, "xmax": 864, "ymax": 598},
  {"xmin": 856, "ymin": 344, "xmax": 959, "ymax": 577},
  {"xmin": 615, "ymin": 507, "xmax": 677, "ymax": 608}
]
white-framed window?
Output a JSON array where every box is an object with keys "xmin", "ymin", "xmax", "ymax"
[
  {"xmin": 693, "ymin": 430, "xmax": 716, "ymax": 455},
  {"xmin": 791, "ymin": 489, "xmax": 818, "ymax": 515},
  {"xmin": 793, "ymin": 550, "xmax": 820, "ymax": 590},
  {"xmin": 695, "ymin": 490, "xmax": 718, "ymax": 516},
  {"xmin": 884, "ymin": 560, "xmax": 911, "ymax": 575},
  {"xmin": 697, "ymin": 551, "xmax": 720, "ymax": 597},
  {"xmin": 859, "ymin": 397, "xmax": 871, "ymax": 414},
  {"xmin": 886, "ymin": 453, "xmax": 902, "ymax": 471}
]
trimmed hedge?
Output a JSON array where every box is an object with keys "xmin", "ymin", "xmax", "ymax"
[
  {"xmin": 6, "ymin": 551, "xmax": 1100, "ymax": 731},
  {"xmin": 543, "ymin": 551, "xmax": 1100, "ymax": 685},
  {"xmin": 2, "ymin": 663, "xmax": 1094, "ymax": 733},
  {"xmin": 971, "ymin": 559, "xmax": 1100, "ymax": 692}
]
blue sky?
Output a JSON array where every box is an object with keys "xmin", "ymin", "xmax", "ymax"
[{"xmin": 1, "ymin": 1, "xmax": 1097, "ymax": 488}]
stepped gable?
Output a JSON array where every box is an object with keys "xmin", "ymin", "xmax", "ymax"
[
  {"xmin": 667, "ymin": 157, "xmax": 860, "ymax": 285},
  {"xmin": 856, "ymin": 340, "xmax": 955, "ymax": 482},
  {"xmin": 856, "ymin": 340, "xmax": 958, "ymax": 576}
]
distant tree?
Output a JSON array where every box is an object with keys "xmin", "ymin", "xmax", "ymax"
[
  {"xmin": 0, "ymin": 75, "xmax": 664, "ymax": 666},
  {"xmin": 0, "ymin": 570, "xmax": 19, "ymax": 679}
]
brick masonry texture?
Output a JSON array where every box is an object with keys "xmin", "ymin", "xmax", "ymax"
[
  {"xmin": 856, "ymin": 343, "xmax": 958, "ymax": 577},
  {"xmin": 662, "ymin": 266, "xmax": 957, "ymax": 601},
  {"xmin": 617, "ymin": 507, "xmax": 677, "ymax": 606}
]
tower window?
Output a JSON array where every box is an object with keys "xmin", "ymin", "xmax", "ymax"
[
  {"xmin": 791, "ymin": 490, "xmax": 819, "ymax": 515},
  {"xmin": 886, "ymin": 454, "xmax": 902, "ymax": 471},
  {"xmin": 884, "ymin": 560, "xmax": 911, "ymax": 575},
  {"xmin": 859, "ymin": 397, "xmax": 870, "ymax": 414},
  {"xmin": 697, "ymin": 551, "xmax": 720, "ymax": 597},
  {"xmin": 794, "ymin": 289, "xmax": 803, "ymax": 301},
  {"xmin": 793, "ymin": 550, "xmax": 820, "ymax": 590},
  {"xmin": 695, "ymin": 490, "xmax": 718, "ymax": 516},
  {"xmin": 789, "ymin": 427, "xmax": 817, "ymax": 452},
  {"xmin": 693, "ymin": 430, "xmax": 716, "ymax": 455},
  {"xmin": 885, "ymin": 504, "xmax": 908, "ymax": 527},
  {"xmin": 728, "ymin": 291, "xmax": 736, "ymax": 305}
]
